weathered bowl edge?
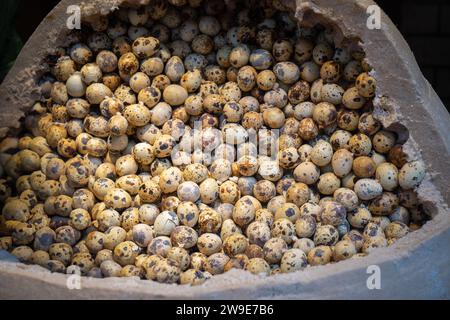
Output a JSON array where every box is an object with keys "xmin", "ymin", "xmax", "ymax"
[{"xmin": 0, "ymin": 0, "xmax": 449, "ymax": 299}]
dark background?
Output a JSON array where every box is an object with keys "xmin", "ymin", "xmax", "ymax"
[{"xmin": 3, "ymin": 0, "xmax": 450, "ymax": 109}]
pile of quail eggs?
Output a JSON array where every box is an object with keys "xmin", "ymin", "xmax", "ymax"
[{"xmin": 0, "ymin": 0, "xmax": 428, "ymax": 285}]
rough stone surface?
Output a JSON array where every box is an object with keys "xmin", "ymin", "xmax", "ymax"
[{"xmin": 0, "ymin": 0, "xmax": 449, "ymax": 299}]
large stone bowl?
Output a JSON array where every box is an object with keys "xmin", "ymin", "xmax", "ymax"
[{"xmin": 0, "ymin": 0, "xmax": 449, "ymax": 299}]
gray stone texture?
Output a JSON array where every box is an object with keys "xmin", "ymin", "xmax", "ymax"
[{"xmin": 0, "ymin": 0, "xmax": 449, "ymax": 299}]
